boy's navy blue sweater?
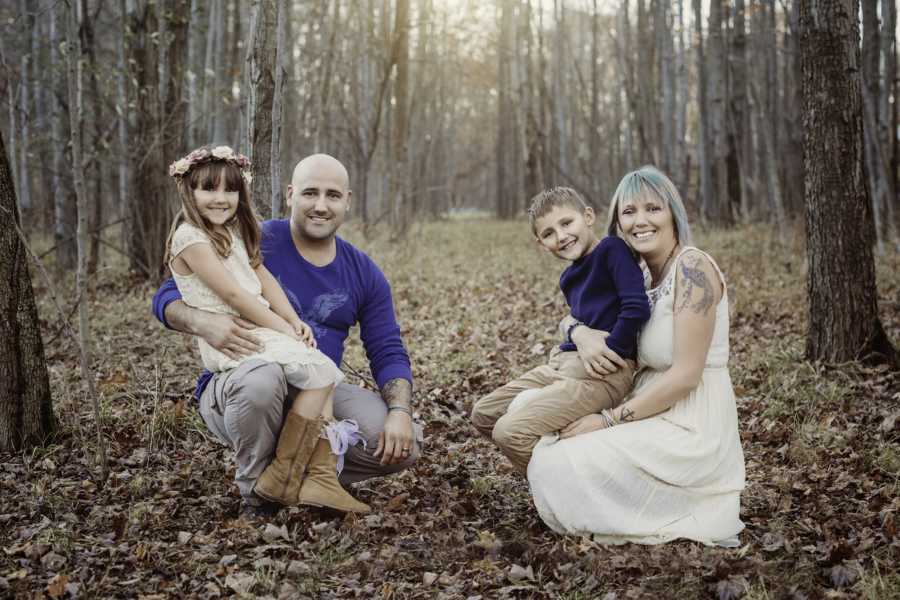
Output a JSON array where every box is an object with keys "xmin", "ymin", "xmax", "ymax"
[{"xmin": 559, "ymin": 236, "xmax": 651, "ymax": 360}]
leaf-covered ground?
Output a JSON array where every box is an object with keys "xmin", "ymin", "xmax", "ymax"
[{"xmin": 2, "ymin": 220, "xmax": 899, "ymax": 599}]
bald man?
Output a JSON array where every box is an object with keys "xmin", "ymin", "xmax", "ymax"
[{"xmin": 152, "ymin": 154, "xmax": 421, "ymax": 517}]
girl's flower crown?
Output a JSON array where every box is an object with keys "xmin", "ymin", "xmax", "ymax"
[{"xmin": 169, "ymin": 145, "xmax": 253, "ymax": 184}]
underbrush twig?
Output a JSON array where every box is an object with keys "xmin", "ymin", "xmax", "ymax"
[{"xmin": 341, "ymin": 360, "xmax": 377, "ymax": 389}]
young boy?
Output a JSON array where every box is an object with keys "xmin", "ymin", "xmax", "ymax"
[{"xmin": 470, "ymin": 187, "xmax": 650, "ymax": 474}]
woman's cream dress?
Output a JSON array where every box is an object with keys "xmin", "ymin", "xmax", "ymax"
[{"xmin": 527, "ymin": 248, "xmax": 745, "ymax": 546}]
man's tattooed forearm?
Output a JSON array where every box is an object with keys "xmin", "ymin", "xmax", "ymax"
[
  {"xmin": 619, "ymin": 405, "xmax": 636, "ymax": 422},
  {"xmin": 675, "ymin": 257, "xmax": 715, "ymax": 316},
  {"xmin": 381, "ymin": 378, "xmax": 412, "ymax": 405}
]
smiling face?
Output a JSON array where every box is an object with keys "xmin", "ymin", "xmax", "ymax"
[
  {"xmin": 616, "ymin": 192, "xmax": 677, "ymax": 259},
  {"xmin": 192, "ymin": 178, "xmax": 239, "ymax": 232},
  {"xmin": 287, "ymin": 155, "xmax": 352, "ymax": 242},
  {"xmin": 534, "ymin": 205, "xmax": 599, "ymax": 261}
]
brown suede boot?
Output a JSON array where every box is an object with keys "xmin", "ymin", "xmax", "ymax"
[
  {"xmin": 253, "ymin": 412, "xmax": 318, "ymax": 505},
  {"xmin": 298, "ymin": 438, "xmax": 371, "ymax": 514}
]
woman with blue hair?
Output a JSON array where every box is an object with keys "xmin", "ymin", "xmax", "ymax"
[{"xmin": 527, "ymin": 166, "xmax": 746, "ymax": 547}]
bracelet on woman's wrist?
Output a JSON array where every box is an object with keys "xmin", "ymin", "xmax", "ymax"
[
  {"xmin": 388, "ymin": 405, "xmax": 412, "ymax": 416},
  {"xmin": 600, "ymin": 408, "xmax": 619, "ymax": 428}
]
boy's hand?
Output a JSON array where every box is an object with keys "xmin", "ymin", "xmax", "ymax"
[
  {"xmin": 571, "ymin": 326, "xmax": 627, "ymax": 378},
  {"xmin": 558, "ymin": 314, "xmax": 577, "ymax": 342},
  {"xmin": 559, "ymin": 413, "xmax": 608, "ymax": 439}
]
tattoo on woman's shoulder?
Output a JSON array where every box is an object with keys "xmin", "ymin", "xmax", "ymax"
[{"xmin": 675, "ymin": 256, "xmax": 715, "ymax": 316}]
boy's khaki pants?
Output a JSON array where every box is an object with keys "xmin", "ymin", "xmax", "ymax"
[{"xmin": 470, "ymin": 351, "xmax": 635, "ymax": 473}]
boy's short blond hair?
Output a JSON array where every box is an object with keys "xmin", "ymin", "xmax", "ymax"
[{"xmin": 527, "ymin": 187, "xmax": 589, "ymax": 236}]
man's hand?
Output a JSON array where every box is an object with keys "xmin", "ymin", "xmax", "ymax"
[
  {"xmin": 559, "ymin": 413, "xmax": 608, "ymax": 439},
  {"xmin": 374, "ymin": 409, "xmax": 414, "ymax": 465},
  {"xmin": 570, "ymin": 326, "xmax": 627, "ymax": 378},
  {"xmin": 193, "ymin": 310, "xmax": 262, "ymax": 360},
  {"xmin": 373, "ymin": 378, "xmax": 415, "ymax": 465}
]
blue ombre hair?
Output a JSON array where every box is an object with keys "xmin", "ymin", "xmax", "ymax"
[{"xmin": 605, "ymin": 165, "xmax": 693, "ymax": 247}]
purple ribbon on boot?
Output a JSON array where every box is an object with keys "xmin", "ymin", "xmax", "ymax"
[{"xmin": 324, "ymin": 419, "xmax": 366, "ymax": 475}]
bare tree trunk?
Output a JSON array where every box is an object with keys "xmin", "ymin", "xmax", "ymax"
[
  {"xmin": 201, "ymin": 0, "xmax": 218, "ymax": 142},
  {"xmin": 186, "ymin": 0, "xmax": 204, "ymax": 148},
  {"xmin": 883, "ymin": 0, "xmax": 900, "ymax": 246},
  {"xmin": 390, "ymin": 0, "xmax": 410, "ymax": 236},
  {"xmin": 523, "ymin": 0, "xmax": 544, "ymax": 195},
  {"xmin": 750, "ymin": 80, "xmax": 788, "ymax": 250},
  {"xmin": 590, "ymin": 0, "xmax": 600, "ymax": 177},
  {"xmin": 659, "ymin": 1, "xmax": 675, "ymax": 174},
  {"xmin": 676, "ymin": 0, "xmax": 688, "ymax": 191},
  {"xmin": 552, "ymin": 0, "xmax": 568, "ymax": 176},
  {"xmin": 730, "ymin": 0, "xmax": 751, "ymax": 221},
  {"xmin": 781, "ymin": 0, "xmax": 806, "ymax": 217},
  {"xmin": 862, "ymin": 0, "xmax": 886, "ymax": 251},
  {"xmin": 7, "ymin": 83, "xmax": 19, "ymax": 211},
  {"xmin": 117, "ymin": 0, "xmax": 132, "ymax": 225},
  {"xmin": 800, "ymin": 0, "xmax": 897, "ymax": 366},
  {"xmin": 17, "ymin": 0, "xmax": 31, "ymax": 215},
  {"xmin": 496, "ymin": 0, "xmax": 515, "ymax": 218},
  {"xmin": 694, "ymin": 0, "xmax": 712, "ymax": 222},
  {"xmin": 50, "ymin": 5, "xmax": 77, "ymax": 270},
  {"xmin": 248, "ymin": 0, "xmax": 277, "ymax": 215},
  {"xmin": 67, "ymin": 0, "xmax": 92, "ymax": 393},
  {"xmin": 66, "ymin": 0, "xmax": 108, "ymax": 481},
  {"xmin": 314, "ymin": 0, "xmax": 340, "ymax": 151},
  {"xmin": 213, "ymin": 0, "xmax": 230, "ymax": 143},
  {"xmin": 0, "ymin": 129, "xmax": 54, "ymax": 452},
  {"xmin": 30, "ymin": 0, "xmax": 47, "ymax": 224},
  {"xmin": 270, "ymin": 0, "xmax": 288, "ymax": 218},
  {"xmin": 125, "ymin": 3, "xmax": 172, "ymax": 279},
  {"xmin": 881, "ymin": 0, "xmax": 899, "ymax": 239},
  {"xmin": 80, "ymin": 0, "xmax": 103, "ymax": 274},
  {"xmin": 707, "ymin": 0, "xmax": 730, "ymax": 224}
]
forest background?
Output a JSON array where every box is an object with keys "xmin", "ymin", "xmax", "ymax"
[{"xmin": 1, "ymin": 0, "xmax": 899, "ymax": 598}]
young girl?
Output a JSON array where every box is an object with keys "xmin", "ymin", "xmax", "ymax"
[{"xmin": 165, "ymin": 145, "xmax": 368, "ymax": 513}]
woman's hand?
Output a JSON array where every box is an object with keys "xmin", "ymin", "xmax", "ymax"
[
  {"xmin": 570, "ymin": 326, "xmax": 628, "ymax": 377},
  {"xmin": 559, "ymin": 414, "xmax": 609, "ymax": 439},
  {"xmin": 292, "ymin": 319, "xmax": 317, "ymax": 348}
]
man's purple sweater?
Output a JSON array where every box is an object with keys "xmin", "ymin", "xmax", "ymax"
[
  {"xmin": 152, "ymin": 219, "xmax": 412, "ymax": 399},
  {"xmin": 558, "ymin": 236, "xmax": 651, "ymax": 360}
]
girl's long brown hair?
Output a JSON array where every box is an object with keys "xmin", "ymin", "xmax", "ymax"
[{"xmin": 164, "ymin": 149, "xmax": 262, "ymax": 269}]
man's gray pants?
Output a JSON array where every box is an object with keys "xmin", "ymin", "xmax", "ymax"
[{"xmin": 198, "ymin": 359, "xmax": 423, "ymax": 503}]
